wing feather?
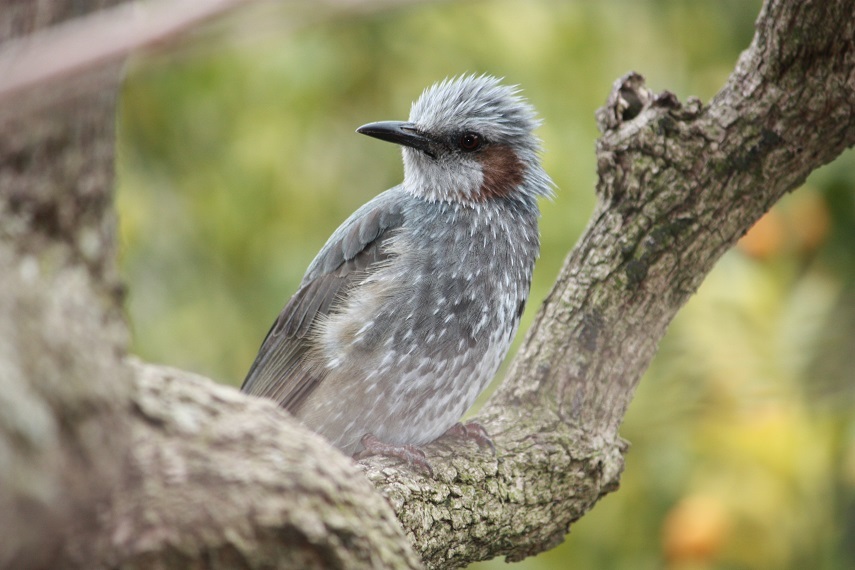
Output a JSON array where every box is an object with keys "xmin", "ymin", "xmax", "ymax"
[{"xmin": 241, "ymin": 191, "xmax": 406, "ymax": 413}]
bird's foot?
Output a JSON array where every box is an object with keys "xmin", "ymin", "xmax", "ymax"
[
  {"xmin": 443, "ymin": 420, "xmax": 495, "ymax": 454},
  {"xmin": 355, "ymin": 433, "xmax": 433, "ymax": 475}
]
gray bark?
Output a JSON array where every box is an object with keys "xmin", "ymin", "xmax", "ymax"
[{"xmin": 0, "ymin": 0, "xmax": 852, "ymax": 568}]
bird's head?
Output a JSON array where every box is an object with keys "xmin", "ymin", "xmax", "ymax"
[{"xmin": 357, "ymin": 74, "xmax": 553, "ymax": 207}]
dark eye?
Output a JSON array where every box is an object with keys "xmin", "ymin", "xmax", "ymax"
[{"xmin": 459, "ymin": 132, "xmax": 482, "ymax": 152}]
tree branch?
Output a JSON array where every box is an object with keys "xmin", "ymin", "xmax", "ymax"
[
  {"xmin": 1, "ymin": 0, "xmax": 853, "ymax": 568},
  {"xmin": 116, "ymin": 360, "xmax": 422, "ymax": 569},
  {"xmin": 361, "ymin": 0, "xmax": 855, "ymax": 565}
]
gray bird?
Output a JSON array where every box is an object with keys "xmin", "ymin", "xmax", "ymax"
[{"xmin": 242, "ymin": 74, "xmax": 553, "ymax": 463}]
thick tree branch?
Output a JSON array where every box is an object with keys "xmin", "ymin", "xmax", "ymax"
[
  {"xmin": 1, "ymin": 0, "xmax": 853, "ymax": 569},
  {"xmin": 115, "ymin": 361, "xmax": 421, "ymax": 569}
]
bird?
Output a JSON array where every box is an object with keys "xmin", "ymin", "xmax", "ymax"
[{"xmin": 241, "ymin": 74, "xmax": 553, "ymax": 466}]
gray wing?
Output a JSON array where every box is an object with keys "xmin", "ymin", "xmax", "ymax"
[{"xmin": 241, "ymin": 189, "xmax": 407, "ymax": 413}]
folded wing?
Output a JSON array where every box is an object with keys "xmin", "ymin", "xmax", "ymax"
[{"xmin": 241, "ymin": 192, "xmax": 406, "ymax": 413}]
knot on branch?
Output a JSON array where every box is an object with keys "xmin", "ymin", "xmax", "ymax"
[
  {"xmin": 596, "ymin": 72, "xmax": 700, "ymax": 133},
  {"xmin": 593, "ymin": 72, "xmax": 706, "ymax": 205}
]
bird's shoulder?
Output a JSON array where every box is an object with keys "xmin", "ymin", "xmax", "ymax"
[{"xmin": 301, "ymin": 186, "xmax": 413, "ymax": 283}]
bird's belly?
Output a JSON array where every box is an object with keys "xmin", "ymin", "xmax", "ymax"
[
  {"xmin": 299, "ymin": 281, "xmax": 521, "ymax": 455},
  {"xmin": 300, "ymin": 332, "xmax": 513, "ymax": 455}
]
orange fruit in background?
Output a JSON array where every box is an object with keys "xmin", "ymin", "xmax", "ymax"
[
  {"xmin": 662, "ymin": 495, "xmax": 730, "ymax": 566},
  {"xmin": 736, "ymin": 189, "xmax": 831, "ymax": 259},
  {"xmin": 738, "ymin": 210, "xmax": 785, "ymax": 259}
]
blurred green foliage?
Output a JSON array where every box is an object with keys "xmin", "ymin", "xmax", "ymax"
[{"xmin": 117, "ymin": 1, "xmax": 855, "ymax": 568}]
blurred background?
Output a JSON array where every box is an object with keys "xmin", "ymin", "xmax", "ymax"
[{"xmin": 117, "ymin": 0, "xmax": 855, "ymax": 568}]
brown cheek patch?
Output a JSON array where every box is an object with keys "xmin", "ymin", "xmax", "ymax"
[{"xmin": 477, "ymin": 144, "xmax": 526, "ymax": 200}]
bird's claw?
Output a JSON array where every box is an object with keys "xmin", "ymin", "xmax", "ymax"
[
  {"xmin": 443, "ymin": 421, "xmax": 496, "ymax": 454},
  {"xmin": 355, "ymin": 433, "xmax": 433, "ymax": 475}
]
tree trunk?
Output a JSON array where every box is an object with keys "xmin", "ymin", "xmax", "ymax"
[{"xmin": 0, "ymin": 0, "xmax": 852, "ymax": 568}]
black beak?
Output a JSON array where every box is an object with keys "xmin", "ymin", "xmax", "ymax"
[{"xmin": 356, "ymin": 121, "xmax": 435, "ymax": 156}]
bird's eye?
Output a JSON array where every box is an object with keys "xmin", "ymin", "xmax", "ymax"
[{"xmin": 459, "ymin": 132, "xmax": 482, "ymax": 152}]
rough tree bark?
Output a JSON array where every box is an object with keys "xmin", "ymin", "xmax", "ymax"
[{"xmin": 1, "ymin": 0, "xmax": 853, "ymax": 569}]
